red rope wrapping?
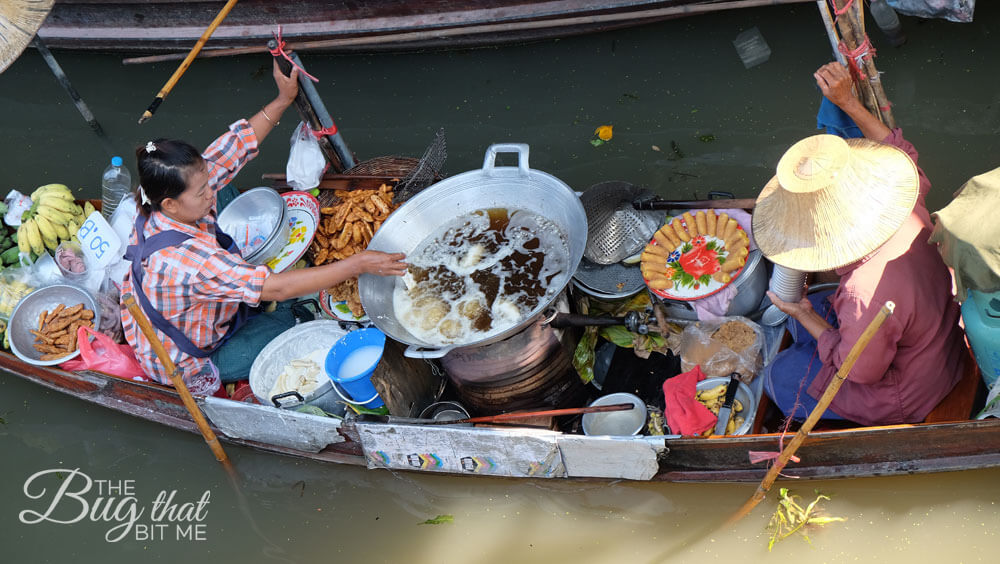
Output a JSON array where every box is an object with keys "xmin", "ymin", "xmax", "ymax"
[
  {"xmin": 310, "ymin": 125, "xmax": 338, "ymax": 139},
  {"xmin": 831, "ymin": 0, "xmax": 855, "ymax": 16},
  {"xmin": 269, "ymin": 26, "xmax": 319, "ymax": 83},
  {"xmin": 837, "ymin": 35, "xmax": 876, "ymax": 80}
]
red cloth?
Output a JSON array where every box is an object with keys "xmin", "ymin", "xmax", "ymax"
[{"xmin": 662, "ymin": 365, "xmax": 717, "ymax": 436}]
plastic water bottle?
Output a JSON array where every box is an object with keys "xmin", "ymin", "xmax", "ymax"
[
  {"xmin": 869, "ymin": 0, "xmax": 906, "ymax": 47},
  {"xmin": 101, "ymin": 156, "xmax": 132, "ymax": 220}
]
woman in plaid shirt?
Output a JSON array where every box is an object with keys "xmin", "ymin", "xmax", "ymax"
[{"xmin": 121, "ymin": 61, "xmax": 407, "ymax": 395}]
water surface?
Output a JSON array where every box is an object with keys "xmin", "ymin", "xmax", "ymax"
[{"xmin": 2, "ymin": 4, "xmax": 999, "ymax": 562}]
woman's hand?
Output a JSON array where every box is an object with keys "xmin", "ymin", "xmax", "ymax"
[
  {"xmin": 353, "ymin": 250, "xmax": 408, "ymax": 277},
  {"xmin": 814, "ymin": 62, "xmax": 857, "ymax": 110},
  {"xmin": 766, "ymin": 289, "xmax": 814, "ymax": 320},
  {"xmin": 272, "ymin": 59, "xmax": 299, "ymax": 105}
]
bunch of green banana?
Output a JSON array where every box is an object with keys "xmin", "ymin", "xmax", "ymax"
[
  {"xmin": 17, "ymin": 184, "xmax": 90, "ymax": 256},
  {"xmin": 0, "ymin": 228, "xmax": 19, "ymax": 266}
]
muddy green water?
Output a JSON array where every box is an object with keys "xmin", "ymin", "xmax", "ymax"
[{"xmin": 2, "ymin": 4, "xmax": 1000, "ymax": 562}]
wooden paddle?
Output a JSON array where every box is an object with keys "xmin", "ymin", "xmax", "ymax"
[
  {"xmin": 122, "ymin": 293, "xmax": 230, "ymax": 464},
  {"xmin": 137, "ymin": 0, "xmax": 239, "ymax": 124},
  {"xmin": 725, "ymin": 300, "xmax": 895, "ymax": 526}
]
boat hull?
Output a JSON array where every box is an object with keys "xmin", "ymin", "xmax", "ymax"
[{"xmin": 4, "ymin": 350, "xmax": 999, "ymax": 482}]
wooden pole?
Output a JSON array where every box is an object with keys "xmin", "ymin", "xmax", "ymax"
[
  {"xmin": 136, "ymin": 0, "xmax": 239, "ymax": 124},
  {"xmin": 268, "ymin": 41, "xmax": 356, "ymax": 172},
  {"xmin": 725, "ymin": 301, "xmax": 895, "ymax": 526},
  {"xmin": 122, "ymin": 293, "xmax": 231, "ymax": 464},
  {"xmin": 123, "ymin": 0, "xmax": 815, "ymax": 65},
  {"xmin": 830, "ymin": 0, "xmax": 896, "ymax": 128},
  {"xmin": 31, "ymin": 36, "xmax": 115, "ymax": 156}
]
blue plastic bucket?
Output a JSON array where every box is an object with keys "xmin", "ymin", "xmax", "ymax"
[{"xmin": 325, "ymin": 328, "xmax": 386, "ymax": 408}]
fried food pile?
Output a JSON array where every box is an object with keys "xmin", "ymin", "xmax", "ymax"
[
  {"xmin": 640, "ymin": 210, "xmax": 750, "ymax": 291},
  {"xmin": 311, "ymin": 184, "xmax": 397, "ymax": 266},
  {"xmin": 31, "ymin": 303, "xmax": 95, "ymax": 360},
  {"xmin": 312, "ymin": 184, "xmax": 399, "ymax": 318}
]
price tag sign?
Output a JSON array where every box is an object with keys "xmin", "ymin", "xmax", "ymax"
[{"xmin": 77, "ymin": 212, "xmax": 123, "ymax": 269}]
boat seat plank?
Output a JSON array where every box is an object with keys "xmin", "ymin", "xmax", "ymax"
[{"xmin": 923, "ymin": 348, "xmax": 981, "ymax": 424}]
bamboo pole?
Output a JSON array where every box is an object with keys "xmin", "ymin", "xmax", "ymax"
[
  {"xmin": 136, "ymin": 0, "xmax": 239, "ymax": 124},
  {"xmin": 831, "ymin": 0, "xmax": 896, "ymax": 128},
  {"xmin": 123, "ymin": 0, "xmax": 815, "ymax": 65},
  {"xmin": 122, "ymin": 293, "xmax": 231, "ymax": 465},
  {"xmin": 815, "ymin": 1, "xmax": 847, "ymax": 65},
  {"xmin": 726, "ymin": 301, "xmax": 895, "ymax": 526}
]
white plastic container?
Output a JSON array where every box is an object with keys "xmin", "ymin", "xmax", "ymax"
[
  {"xmin": 101, "ymin": 156, "xmax": 132, "ymax": 220},
  {"xmin": 961, "ymin": 289, "xmax": 1000, "ymax": 388}
]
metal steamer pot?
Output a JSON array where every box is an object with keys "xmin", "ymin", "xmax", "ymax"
[{"xmin": 360, "ymin": 143, "xmax": 588, "ymax": 359}]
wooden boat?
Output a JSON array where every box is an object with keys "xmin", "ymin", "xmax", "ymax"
[
  {"xmin": 39, "ymin": 0, "xmax": 812, "ymax": 54},
  {"xmin": 5, "ymin": 326, "xmax": 998, "ymax": 482}
]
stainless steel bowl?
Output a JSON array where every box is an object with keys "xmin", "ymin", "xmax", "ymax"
[
  {"xmin": 582, "ymin": 392, "xmax": 647, "ymax": 436},
  {"xmin": 9, "ymin": 284, "xmax": 100, "ymax": 366},
  {"xmin": 217, "ymin": 187, "xmax": 289, "ymax": 265},
  {"xmin": 694, "ymin": 377, "xmax": 756, "ymax": 435}
]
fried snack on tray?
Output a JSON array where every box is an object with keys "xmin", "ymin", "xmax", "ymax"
[
  {"xmin": 31, "ymin": 303, "xmax": 94, "ymax": 359},
  {"xmin": 641, "ymin": 210, "xmax": 747, "ymax": 293},
  {"xmin": 310, "ymin": 183, "xmax": 399, "ymax": 317},
  {"xmin": 326, "ymin": 277, "xmax": 364, "ymax": 318}
]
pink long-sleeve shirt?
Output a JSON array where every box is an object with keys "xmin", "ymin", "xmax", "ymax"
[{"xmin": 806, "ymin": 129, "xmax": 966, "ymax": 425}]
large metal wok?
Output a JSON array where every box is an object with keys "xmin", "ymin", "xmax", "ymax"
[{"xmin": 360, "ymin": 143, "xmax": 587, "ymax": 358}]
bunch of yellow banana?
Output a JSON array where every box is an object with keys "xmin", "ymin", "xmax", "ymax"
[
  {"xmin": 696, "ymin": 383, "xmax": 745, "ymax": 436},
  {"xmin": 17, "ymin": 184, "xmax": 92, "ymax": 256}
]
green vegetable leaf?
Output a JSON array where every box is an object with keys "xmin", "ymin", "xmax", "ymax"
[
  {"xmin": 295, "ymin": 405, "xmax": 330, "ymax": 417},
  {"xmin": 347, "ymin": 404, "xmax": 389, "ymax": 416},
  {"xmin": 572, "ymin": 327, "xmax": 598, "ymax": 384},
  {"xmin": 419, "ymin": 514, "xmax": 454, "ymax": 525},
  {"xmin": 600, "ymin": 325, "xmax": 635, "ymax": 349}
]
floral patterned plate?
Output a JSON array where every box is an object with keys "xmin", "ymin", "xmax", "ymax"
[
  {"xmin": 318, "ymin": 288, "xmax": 370, "ymax": 323},
  {"xmin": 266, "ymin": 191, "xmax": 320, "ymax": 273},
  {"xmin": 644, "ymin": 222, "xmax": 745, "ymax": 301}
]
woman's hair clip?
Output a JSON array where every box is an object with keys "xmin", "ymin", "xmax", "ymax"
[
  {"xmin": 145, "ymin": 141, "xmax": 157, "ymax": 154},
  {"xmin": 139, "ymin": 186, "xmax": 152, "ymax": 206}
]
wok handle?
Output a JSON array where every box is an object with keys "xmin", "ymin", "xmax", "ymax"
[
  {"xmin": 404, "ymin": 344, "xmax": 455, "ymax": 359},
  {"xmin": 483, "ymin": 143, "xmax": 530, "ymax": 177}
]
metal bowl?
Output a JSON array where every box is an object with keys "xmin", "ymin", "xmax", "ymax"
[
  {"xmin": 217, "ymin": 187, "xmax": 289, "ymax": 265},
  {"xmin": 9, "ymin": 284, "xmax": 100, "ymax": 366},
  {"xmin": 694, "ymin": 377, "xmax": 756, "ymax": 435},
  {"xmin": 582, "ymin": 392, "xmax": 647, "ymax": 436}
]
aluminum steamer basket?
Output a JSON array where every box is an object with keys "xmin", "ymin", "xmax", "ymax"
[{"xmin": 360, "ymin": 143, "xmax": 588, "ymax": 358}]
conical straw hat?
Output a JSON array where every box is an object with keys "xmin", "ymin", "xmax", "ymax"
[
  {"xmin": 752, "ymin": 134, "xmax": 918, "ymax": 272},
  {"xmin": 0, "ymin": 0, "xmax": 54, "ymax": 75}
]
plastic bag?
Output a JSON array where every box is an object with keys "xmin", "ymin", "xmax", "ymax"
[
  {"xmin": 96, "ymin": 277, "xmax": 123, "ymax": 342},
  {"xmin": 286, "ymin": 121, "xmax": 326, "ymax": 190},
  {"xmin": 60, "ymin": 326, "xmax": 147, "ymax": 380},
  {"xmin": 678, "ymin": 316, "xmax": 764, "ymax": 382}
]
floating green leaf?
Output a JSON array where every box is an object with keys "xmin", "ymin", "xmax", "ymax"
[
  {"xmin": 590, "ymin": 139, "xmax": 604, "ymax": 147},
  {"xmin": 699, "ymin": 133, "xmax": 716, "ymax": 143},
  {"xmin": 419, "ymin": 514, "xmax": 454, "ymax": 525},
  {"xmin": 767, "ymin": 488, "xmax": 845, "ymax": 551}
]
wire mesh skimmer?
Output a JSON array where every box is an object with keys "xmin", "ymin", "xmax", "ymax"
[{"xmin": 580, "ymin": 181, "xmax": 663, "ymax": 265}]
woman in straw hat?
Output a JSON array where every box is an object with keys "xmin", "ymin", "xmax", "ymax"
[{"xmin": 757, "ymin": 62, "xmax": 966, "ymax": 426}]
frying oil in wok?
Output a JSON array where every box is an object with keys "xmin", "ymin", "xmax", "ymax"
[{"xmin": 394, "ymin": 208, "xmax": 569, "ymax": 346}]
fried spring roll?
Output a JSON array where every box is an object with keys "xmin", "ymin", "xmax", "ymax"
[
  {"xmin": 705, "ymin": 210, "xmax": 718, "ymax": 237},
  {"xmin": 695, "ymin": 211, "xmax": 707, "ymax": 237},
  {"xmin": 670, "ymin": 218, "xmax": 690, "ymax": 242},
  {"xmin": 722, "ymin": 219, "xmax": 739, "ymax": 242},
  {"xmin": 682, "ymin": 212, "xmax": 697, "ymax": 237}
]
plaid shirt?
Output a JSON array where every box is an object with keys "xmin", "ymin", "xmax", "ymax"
[{"xmin": 121, "ymin": 120, "xmax": 270, "ymax": 385}]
